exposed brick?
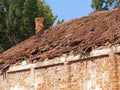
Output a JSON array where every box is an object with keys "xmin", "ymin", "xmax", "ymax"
[{"xmin": 0, "ymin": 53, "xmax": 120, "ymax": 90}]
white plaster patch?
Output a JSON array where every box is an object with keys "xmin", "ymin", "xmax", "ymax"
[
  {"xmin": 74, "ymin": 55, "xmax": 80, "ymax": 60},
  {"xmin": 87, "ymin": 81, "xmax": 92, "ymax": 90},
  {"xmin": 8, "ymin": 64, "xmax": 35, "ymax": 72},
  {"xmin": 66, "ymin": 55, "xmax": 80, "ymax": 61},
  {"xmin": 36, "ymin": 77, "xmax": 44, "ymax": 84},
  {"xmin": 10, "ymin": 83, "xmax": 26, "ymax": 90},
  {"xmin": 44, "ymin": 61, "xmax": 49, "ymax": 65},
  {"xmin": 22, "ymin": 60, "xmax": 27, "ymax": 66},
  {"xmin": 66, "ymin": 55, "xmax": 74, "ymax": 61},
  {"xmin": 90, "ymin": 48, "xmax": 111, "ymax": 56},
  {"xmin": 95, "ymin": 85, "xmax": 101, "ymax": 90},
  {"xmin": 115, "ymin": 45, "xmax": 120, "ymax": 52},
  {"xmin": 60, "ymin": 57, "xmax": 66, "ymax": 62}
]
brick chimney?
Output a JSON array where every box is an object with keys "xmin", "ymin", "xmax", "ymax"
[{"xmin": 35, "ymin": 17, "xmax": 44, "ymax": 34}]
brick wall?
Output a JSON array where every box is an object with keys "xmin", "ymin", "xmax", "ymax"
[
  {"xmin": 35, "ymin": 65, "xmax": 68, "ymax": 90},
  {"xmin": 34, "ymin": 55, "xmax": 119, "ymax": 90},
  {"xmin": 8, "ymin": 70, "xmax": 31, "ymax": 90},
  {"xmin": 0, "ymin": 75, "xmax": 5, "ymax": 90},
  {"xmin": 116, "ymin": 54, "xmax": 120, "ymax": 89},
  {"xmin": 0, "ymin": 53, "xmax": 119, "ymax": 90}
]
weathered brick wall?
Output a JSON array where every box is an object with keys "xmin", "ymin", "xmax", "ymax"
[
  {"xmin": 70, "ymin": 54, "xmax": 118, "ymax": 90},
  {"xmin": 34, "ymin": 55, "xmax": 119, "ymax": 90},
  {"xmin": 0, "ymin": 75, "xmax": 5, "ymax": 90},
  {"xmin": 34, "ymin": 54, "xmax": 120, "ymax": 90},
  {"xmin": 0, "ymin": 53, "xmax": 119, "ymax": 90},
  {"xmin": 35, "ymin": 65, "xmax": 68, "ymax": 90},
  {"xmin": 8, "ymin": 70, "xmax": 31, "ymax": 90},
  {"xmin": 116, "ymin": 54, "xmax": 120, "ymax": 89}
]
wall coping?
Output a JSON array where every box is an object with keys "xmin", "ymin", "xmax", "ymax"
[{"xmin": 7, "ymin": 45, "xmax": 120, "ymax": 73}]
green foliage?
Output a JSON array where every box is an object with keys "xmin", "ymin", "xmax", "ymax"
[
  {"xmin": 0, "ymin": 0, "xmax": 9, "ymax": 51},
  {"xmin": 0, "ymin": 0, "xmax": 57, "ymax": 53},
  {"xmin": 91, "ymin": 0, "xmax": 120, "ymax": 12},
  {"xmin": 37, "ymin": 1, "xmax": 57, "ymax": 29},
  {"xmin": 57, "ymin": 19, "xmax": 64, "ymax": 25}
]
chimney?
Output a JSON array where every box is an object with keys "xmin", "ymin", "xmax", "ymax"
[{"xmin": 35, "ymin": 17, "xmax": 44, "ymax": 34}]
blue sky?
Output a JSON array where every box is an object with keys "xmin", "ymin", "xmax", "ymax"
[{"xmin": 45, "ymin": 0, "xmax": 93, "ymax": 25}]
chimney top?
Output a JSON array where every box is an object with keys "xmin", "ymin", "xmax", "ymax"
[{"xmin": 35, "ymin": 17, "xmax": 44, "ymax": 33}]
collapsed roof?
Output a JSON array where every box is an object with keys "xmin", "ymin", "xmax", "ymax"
[{"xmin": 0, "ymin": 8, "xmax": 120, "ymax": 69}]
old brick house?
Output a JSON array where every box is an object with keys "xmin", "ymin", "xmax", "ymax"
[{"xmin": 0, "ymin": 9, "xmax": 120, "ymax": 90}]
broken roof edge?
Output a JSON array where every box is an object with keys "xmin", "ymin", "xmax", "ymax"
[{"xmin": 7, "ymin": 45, "xmax": 120, "ymax": 73}]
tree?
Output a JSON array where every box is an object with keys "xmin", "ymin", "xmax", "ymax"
[
  {"xmin": 0, "ymin": 0, "xmax": 9, "ymax": 52},
  {"xmin": 91, "ymin": 0, "xmax": 120, "ymax": 11},
  {"xmin": 37, "ymin": 1, "xmax": 57, "ymax": 29},
  {"xmin": 0, "ymin": 0, "xmax": 57, "ymax": 52}
]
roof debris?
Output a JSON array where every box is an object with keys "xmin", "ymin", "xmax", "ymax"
[{"xmin": 1, "ymin": 8, "xmax": 120, "ymax": 69}]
